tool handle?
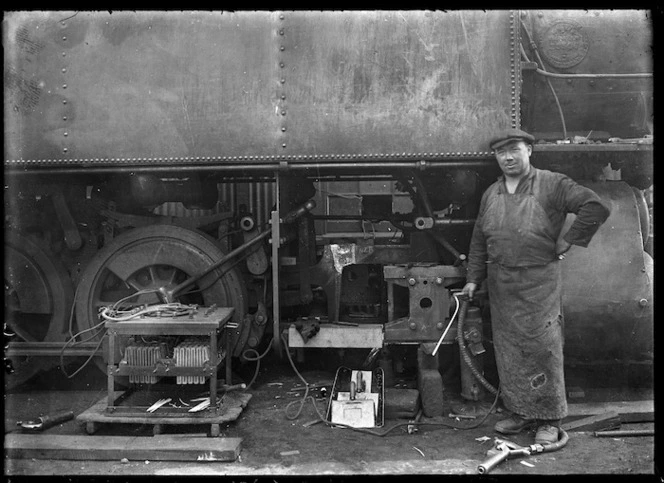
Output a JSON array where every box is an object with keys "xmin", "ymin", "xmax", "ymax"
[
  {"xmin": 477, "ymin": 449, "xmax": 509, "ymax": 474},
  {"xmin": 37, "ymin": 410, "xmax": 75, "ymax": 430}
]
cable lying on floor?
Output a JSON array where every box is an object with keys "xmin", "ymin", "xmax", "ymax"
[{"xmin": 279, "ymin": 333, "xmax": 503, "ymax": 436}]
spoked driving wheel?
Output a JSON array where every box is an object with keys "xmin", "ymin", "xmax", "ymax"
[
  {"xmin": 4, "ymin": 233, "xmax": 74, "ymax": 390},
  {"xmin": 75, "ymin": 225, "xmax": 248, "ymax": 374}
]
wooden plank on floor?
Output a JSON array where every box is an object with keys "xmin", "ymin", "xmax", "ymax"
[
  {"xmin": 4, "ymin": 434, "xmax": 242, "ymax": 462},
  {"xmin": 567, "ymin": 400, "xmax": 653, "ymax": 423},
  {"xmin": 561, "ymin": 411, "xmax": 622, "ymax": 432},
  {"xmin": 76, "ymin": 392, "xmax": 251, "ymax": 425}
]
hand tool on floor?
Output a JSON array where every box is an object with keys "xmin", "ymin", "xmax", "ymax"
[
  {"xmin": 17, "ymin": 410, "xmax": 75, "ymax": 431},
  {"xmin": 477, "ymin": 438, "xmax": 531, "ymax": 474},
  {"xmin": 477, "ymin": 428, "xmax": 570, "ymax": 475}
]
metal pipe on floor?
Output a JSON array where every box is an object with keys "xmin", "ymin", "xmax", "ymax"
[{"xmin": 594, "ymin": 429, "xmax": 654, "ymax": 438}]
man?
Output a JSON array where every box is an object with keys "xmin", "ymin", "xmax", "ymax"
[{"xmin": 461, "ymin": 128, "xmax": 610, "ymax": 445}]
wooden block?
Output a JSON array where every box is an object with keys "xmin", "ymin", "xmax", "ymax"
[
  {"xmin": 286, "ymin": 324, "xmax": 383, "ymax": 348},
  {"xmin": 384, "ymin": 388, "xmax": 420, "ymax": 419},
  {"xmin": 561, "ymin": 410, "xmax": 621, "ymax": 432},
  {"xmin": 417, "ymin": 369, "xmax": 443, "ymax": 418},
  {"xmin": 4, "ymin": 434, "xmax": 242, "ymax": 462},
  {"xmin": 567, "ymin": 400, "xmax": 653, "ymax": 423}
]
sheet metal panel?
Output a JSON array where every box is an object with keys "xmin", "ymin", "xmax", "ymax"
[
  {"xmin": 521, "ymin": 10, "xmax": 653, "ymax": 138},
  {"xmin": 4, "ymin": 11, "xmax": 517, "ymax": 167},
  {"xmin": 280, "ymin": 10, "xmax": 516, "ymax": 157},
  {"xmin": 4, "ymin": 11, "xmax": 280, "ymax": 162}
]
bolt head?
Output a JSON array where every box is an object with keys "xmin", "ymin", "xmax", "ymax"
[{"xmin": 408, "ymin": 277, "xmax": 417, "ymax": 286}]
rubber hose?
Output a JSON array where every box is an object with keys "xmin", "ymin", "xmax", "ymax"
[
  {"xmin": 457, "ymin": 299, "xmax": 499, "ymax": 396},
  {"xmin": 540, "ymin": 427, "xmax": 569, "ymax": 452}
]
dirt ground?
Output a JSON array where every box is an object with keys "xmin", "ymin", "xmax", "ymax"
[{"xmin": 3, "ymin": 347, "xmax": 657, "ymax": 477}]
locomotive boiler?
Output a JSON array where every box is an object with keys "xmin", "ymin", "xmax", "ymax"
[{"xmin": 4, "ymin": 10, "xmax": 653, "ymax": 395}]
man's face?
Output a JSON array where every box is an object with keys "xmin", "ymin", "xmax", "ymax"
[{"xmin": 494, "ymin": 140, "xmax": 532, "ymax": 179}]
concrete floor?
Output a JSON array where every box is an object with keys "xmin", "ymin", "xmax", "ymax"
[{"xmin": 3, "ymin": 350, "xmax": 656, "ymax": 477}]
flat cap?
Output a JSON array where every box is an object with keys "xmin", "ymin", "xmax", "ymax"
[{"xmin": 489, "ymin": 128, "xmax": 535, "ymax": 150}]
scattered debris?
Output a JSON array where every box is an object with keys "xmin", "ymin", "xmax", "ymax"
[
  {"xmin": 188, "ymin": 399, "xmax": 210, "ymax": 413},
  {"xmin": 449, "ymin": 413, "xmax": 476, "ymax": 420},
  {"xmin": 412, "ymin": 446, "xmax": 425, "ymax": 458},
  {"xmin": 120, "ymin": 458, "xmax": 129, "ymax": 464},
  {"xmin": 147, "ymin": 399, "xmax": 171, "ymax": 413},
  {"xmin": 567, "ymin": 386, "xmax": 585, "ymax": 399},
  {"xmin": 280, "ymin": 450, "xmax": 300, "ymax": 457},
  {"xmin": 267, "ymin": 382, "xmax": 283, "ymax": 387},
  {"xmin": 475, "ymin": 436, "xmax": 491, "ymax": 443},
  {"xmin": 520, "ymin": 461, "xmax": 535, "ymax": 468}
]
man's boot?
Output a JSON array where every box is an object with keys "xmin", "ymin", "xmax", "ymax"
[{"xmin": 494, "ymin": 414, "xmax": 536, "ymax": 435}]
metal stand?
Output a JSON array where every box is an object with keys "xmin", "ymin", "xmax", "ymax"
[{"xmin": 105, "ymin": 307, "xmax": 234, "ymax": 413}]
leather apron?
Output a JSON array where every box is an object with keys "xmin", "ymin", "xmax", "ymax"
[{"xmin": 481, "ymin": 174, "xmax": 568, "ymax": 420}]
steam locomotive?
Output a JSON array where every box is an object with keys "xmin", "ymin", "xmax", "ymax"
[{"xmin": 4, "ymin": 10, "xmax": 653, "ymax": 392}]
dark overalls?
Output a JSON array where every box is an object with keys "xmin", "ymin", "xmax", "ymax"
[{"xmin": 480, "ymin": 172, "xmax": 567, "ymax": 420}]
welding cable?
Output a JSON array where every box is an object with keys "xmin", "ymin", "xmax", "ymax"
[
  {"xmin": 62, "ymin": 301, "xmax": 198, "ymax": 378},
  {"xmin": 242, "ymin": 337, "xmax": 274, "ymax": 390},
  {"xmin": 59, "ymin": 320, "xmax": 108, "ymax": 379},
  {"xmin": 108, "ymin": 289, "xmax": 160, "ymax": 310},
  {"xmin": 281, "ymin": 334, "xmax": 329, "ymax": 422},
  {"xmin": 456, "ymin": 298, "xmax": 499, "ymax": 396},
  {"xmin": 99, "ymin": 303, "xmax": 198, "ymax": 321},
  {"xmin": 279, "ymin": 332, "xmax": 503, "ymax": 435},
  {"xmin": 326, "ymin": 383, "xmax": 502, "ymax": 437}
]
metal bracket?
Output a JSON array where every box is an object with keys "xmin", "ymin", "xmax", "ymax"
[{"xmin": 383, "ymin": 264, "xmax": 465, "ymax": 342}]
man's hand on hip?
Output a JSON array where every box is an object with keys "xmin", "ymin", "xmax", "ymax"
[{"xmin": 555, "ymin": 239, "xmax": 572, "ymax": 259}]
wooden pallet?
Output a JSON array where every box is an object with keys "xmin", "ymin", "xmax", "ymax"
[{"xmin": 77, "ymin": 390, "xmax": 252, "ymax": 437}]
